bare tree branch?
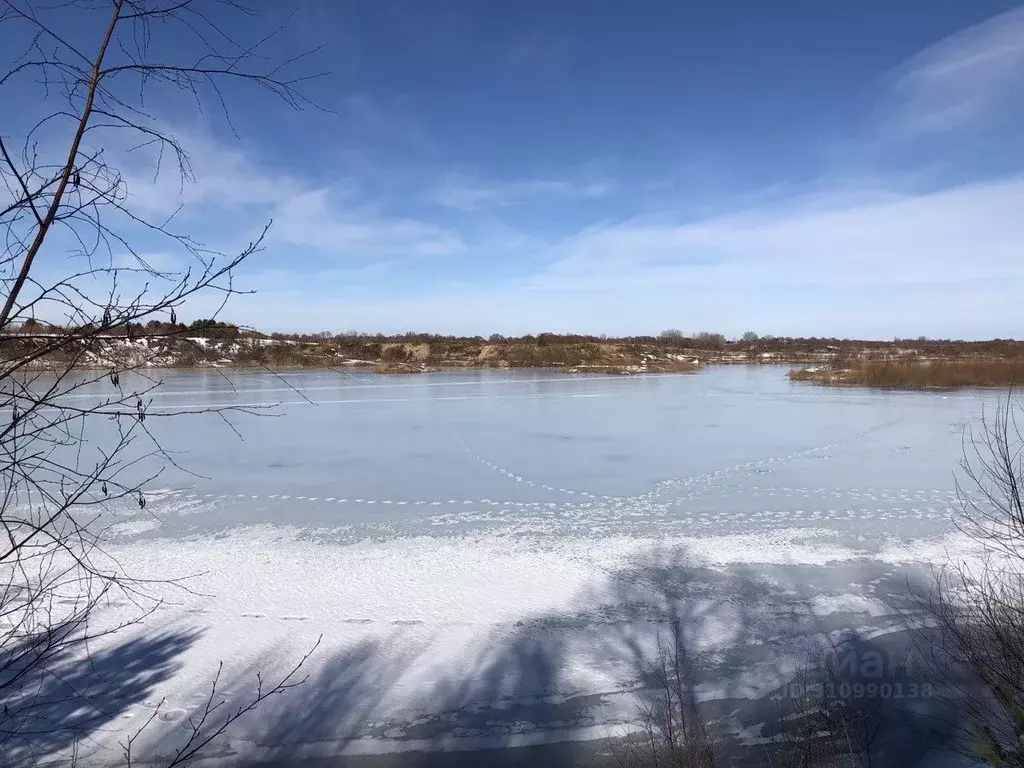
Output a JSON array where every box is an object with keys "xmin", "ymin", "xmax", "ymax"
[{"xmin": 1, "ymin": 2, "xmax": 325, "ymax": 764}]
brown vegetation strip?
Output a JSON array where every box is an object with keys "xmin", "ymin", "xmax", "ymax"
[{"xmin": 790, "ymin": 359, "xmax": 1024, "ymax": 389}]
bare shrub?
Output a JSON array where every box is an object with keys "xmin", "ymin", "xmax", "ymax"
[
  {"xmin": 692, "ymin": 332, "xmax": 726, "ymax": 351},
  {"xmin": 616, "ymin": 620, "xmax": 717, "ymax": 768},
  {"xmin": 0, "ymin": 1, "xmax": 324, "ymax": 764},
  {"xmin": 616, "ymin": 627, "xmax": 908, "ymax": 766},
  {"xmin": 761, "ymin": 637, "xmax": 903, "ymax": 767},
  {"xmin": 916, "ymin": 396, "xmax": 1024, "ymax": 766}
]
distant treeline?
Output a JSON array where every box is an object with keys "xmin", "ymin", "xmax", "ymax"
[
  {"xmin": 254, "ymin": 329, "xmax": 1024, "ymax": 356},
  {"xmin": 7, "ymin": 317, "xmax": 248, "ymax": 339},
  {"xmin": 6, "ymin": 319, "xmax": 1022, "ymax": 356}
]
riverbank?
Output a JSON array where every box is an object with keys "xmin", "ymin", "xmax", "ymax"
[{"xmin": 6, "ymin": 331, "xmax": 1023, "ymax": 377}]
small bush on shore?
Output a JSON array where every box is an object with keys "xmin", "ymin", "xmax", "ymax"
[{"xmin": 692, "ymin": 331, "xmax": 727, "ymax": 350}]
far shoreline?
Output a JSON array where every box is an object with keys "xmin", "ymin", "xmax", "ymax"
[{"xmin": 5, "ymin": 328, "xmax": 1024, "ymax": 390}]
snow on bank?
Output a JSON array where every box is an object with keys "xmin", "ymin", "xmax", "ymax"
[
  {"xmin": 45, "ymin": 524, "xmax": 975, "ymax": 766},
  {"xmin": 100, "ymin": 525, "xmax": 964, "ymax": 627}
]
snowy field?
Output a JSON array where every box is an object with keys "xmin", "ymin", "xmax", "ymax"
[{"xmin": 24, "ymin": 367, "xmax": 1000, "ymax": 765}]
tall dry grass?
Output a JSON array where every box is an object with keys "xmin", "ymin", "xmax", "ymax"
[{"xmin": 791, "ymin": 359, "xmax": 1024, "ymax": 389}]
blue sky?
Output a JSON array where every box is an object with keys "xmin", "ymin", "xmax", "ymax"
[{"xmin": 8, "ymin": 1, "xmax": 1024, "ymax": 338}]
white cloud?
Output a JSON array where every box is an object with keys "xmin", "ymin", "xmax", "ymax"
[
  {"xmin": 888, "ymin": 7, "xmax": 1024, "ymax": 135},
  {"xmin": 538, "ymin": 177, "xmax": 1024, "ymax": 290},
  {"xmin": 190, "ymin": 176, "xmax": 1024, "ymax": 339},
  {"xmin": 430, "ymin": 175, "xmax": 612, "ymax": 210}
]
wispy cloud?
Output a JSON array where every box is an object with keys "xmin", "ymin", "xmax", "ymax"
[
  {"xmin": 120, "ymin": 132, "xmax": 304, "ymax": 217},
  {"xmin": 272, "ymin": 189, "xmax": 464, "ymax": 257},
  {"xmin": 538, "ymin": 177, "xmax": 1024, "ymax": 290},
  {"xmin": 116, "ymin": 127, "xmax": 463, "ymax": 262},
  {"xmin": 886, "ymin": 6, "xmax": 1024, "ymax": 136},
  {"xmin": 430, "ymin": 175, "xmax": 612, "ymax": 210}
]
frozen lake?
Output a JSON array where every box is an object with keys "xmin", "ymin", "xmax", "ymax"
[
  {"xmin": 32, "ymin": 367, "xmax": 1000, "ymax": 765},
  {"xmin": 95, "ymin": 366, "xmax": 976, "ymax": 540}
]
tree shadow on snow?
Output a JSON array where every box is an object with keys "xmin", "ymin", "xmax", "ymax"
[
  {"xmin": 0, "ymin": 622, "xmax": 201, "ymax": 766},
  {"xmin": 216, "ymin": 545, "xmax": 976, "ymax": 768}
]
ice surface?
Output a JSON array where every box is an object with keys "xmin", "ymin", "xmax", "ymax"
[{"xmin": 16, "ymin": 367, "xmax": 1005, "ymax": 765}]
